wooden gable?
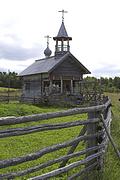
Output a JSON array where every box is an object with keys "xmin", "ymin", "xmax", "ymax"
[{"xmin": 51, "ymin": 55, "xmax": 86, "ymax": 77}]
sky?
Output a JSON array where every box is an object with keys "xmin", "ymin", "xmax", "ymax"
[{"xmin": 0, "ymin": 0, "xmax": 120, "ymax": 77}]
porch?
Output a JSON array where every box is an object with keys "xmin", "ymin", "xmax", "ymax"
[
  {"xmin": 43, "ymin": 79, "xmax": 82, "ymax": 95},
  {"xmin": 21, "ymin": 78, "xmax": 103, "ymax": 106},
  {"xmin": 41, "ymin": 79, "xmax": 103, "ymax": 106}
]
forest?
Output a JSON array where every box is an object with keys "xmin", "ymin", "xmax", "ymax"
[
  {"xmin": 0, "ymin": 71, "xmax": 120, "ymax": 93},
  {"xmin": 84, "ymin": 76, "xmax": 120, "ymax": 92},
  {"xmin": 0, "ymin": 71, "xmax": 22, "ymax": 89}
]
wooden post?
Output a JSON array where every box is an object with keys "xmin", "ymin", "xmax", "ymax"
[
  {"xmin": 61, "ymin": 39, "xmax": 63, "ymax": 52},
  {"xmin": 67, "ymin": 40, "xmax": 70, "ymax": 51},
  {"xmin": 86, "ymin": 111, "xmax": 98, "ymax": 151},
  {"xmin": 40, "ymin": 74, "xmax": 42, "ymax": 96},
  {"xmin": 60, "ymin": 76, "xmax": 63, "ymax": 94},
  {"xmin": 56, "ymin": 40, "xmax": 58, "ymax": 52},
  {"xmin": 33, "ymin": 96, "xmax": 35, "ymax": 104},
  {"xmin": 86, "ymin": 111, "xmax": 99, "ymax": 175},
  {"xmin": 71, "ymin": 80, "xmax": 73, "ymax": 94},
  {"xmin": 7, "ymin": 70, "xmax": 10, "ymax": 103},
  {"xmin": 79, "ymin": 81, "xmax": 82, "ymax": 94},
  {"xmin": 49, "ymin": 80, "xmax": 53, "ymax": 94}
]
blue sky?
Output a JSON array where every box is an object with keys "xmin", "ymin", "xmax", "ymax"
[{"xmin": 0, "ymin": 0, "xmax": 120, "ymax": 77}]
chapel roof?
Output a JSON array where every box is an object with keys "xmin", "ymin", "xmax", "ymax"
[{"xmin": 19, "ymin": 52, "xmax": 90, "ymax": 76}]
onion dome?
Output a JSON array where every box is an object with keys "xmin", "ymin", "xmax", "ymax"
[
  {"xmin": 44, "ymin": 47, "xmax": 52, "ymax": 57},
  {"xmin": 44, "ymin": 35, "xmax": 52, "ymax": 58}
]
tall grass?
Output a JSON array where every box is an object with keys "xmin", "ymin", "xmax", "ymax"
[{"xmin": 103, "ymin": 93, "xmax": 120, "ymax": 180}]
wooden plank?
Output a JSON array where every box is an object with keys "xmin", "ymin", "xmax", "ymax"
[
  {"xmin": 30, "ymin": 151, "xmax": 103, "ymax": 180},
  {"xmin": 0, "ymin": 132, "xmax": 103, "ymax": 169},
  {"xmin": 0, "ymin": 145, "xmax": 104, "ymax": 179},
  {"xmin": 60, "ymin": 76, "xmax": 63, "ymax": 93},
  {"xmin": 59, "ymin": 126, "xmax": 86, "ymax": 168},
  {"xmin": 68, "ymin": 161, "xmax": 98, "ymax": 180},
  {"xmin": 0, "ymin": 99, "xmax": 111, "ymax": 126},
  {"xmin": 0, "ymin": 118, "xmax": 99, "ymax": 138},
  {"xmin": 100, "ymin": 113, "xmax": 120, "ymax": 159}
]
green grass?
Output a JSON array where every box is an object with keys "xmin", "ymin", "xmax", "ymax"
[
  {"xmin": 0, "ymin": 87, "xmax": 18, "ymax": 92},
  {"xmin": 0, "ymin": 87, "xmax": 21, "ymax": 97},
  {"xmin": 0, "ymin": 102, "xmax": 86, "ymax": 179},
  {"xmin": 0, "ymin": 93, "xmax": 120, "ymax": 179},
  {"xmin": 103, "ymin": 93, "xmax": 120, "ymax": 180},
  {"xmin": 0, "ymin": 102, "xmax": 65, "ymax": 117}
]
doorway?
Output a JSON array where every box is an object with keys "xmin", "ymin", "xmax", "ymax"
[{"xmin": 63, "ymin": 80, "xmax": 71, "ymax": 93}]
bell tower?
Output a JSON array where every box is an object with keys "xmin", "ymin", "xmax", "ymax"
[{"xmin": 53, "ymin": 10, "xmax": 72, "ymax": 56}]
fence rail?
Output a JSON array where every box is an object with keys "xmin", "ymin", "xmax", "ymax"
[
  {"xmin": 0, "ymin": 91, "xmax": 104, "ymax": 105},
  {"xmin": 0, "ymin": 97, "xmax": 111, "ymax": 179}
]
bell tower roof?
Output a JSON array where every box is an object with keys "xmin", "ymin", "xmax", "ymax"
[
  {"xmin": 53, "ymin": 22, "xmax": 72, "ymax": 40},
  {"xmin": 53, "ymin": 10, "xmax": 72, "ymax": 56}
]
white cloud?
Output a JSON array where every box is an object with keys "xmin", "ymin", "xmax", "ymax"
[
  {"xmin": 0, "ymin": 39, "xmax": 44, "ymax": 60},
  {"xmin": 0, "ymin": 58, "xmax": 34, "ymax": 73},
  {"xmin": 0, "ymin": 0, "xmax": 120, "ymax": 77}
]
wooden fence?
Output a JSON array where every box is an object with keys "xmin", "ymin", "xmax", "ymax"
[
  {"xmin": 0, "ymin": 97, "xmax": 111, "ymax": 179},
  {"xmin": 0, "ymin": 92, "xmax": 104, "ymax": 106}
]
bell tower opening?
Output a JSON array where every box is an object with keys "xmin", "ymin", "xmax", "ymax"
[{"xmin": 53, "ymin": 10, "xmax": 72, "ymax": 56}]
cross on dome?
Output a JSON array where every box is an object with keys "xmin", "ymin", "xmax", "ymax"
[
  {"xmin": 58, "ymin": 9, "xmax": 68, "ymax": 22},
  {"xmin": 44, "ymin": 35, "xmax": 52, "ymax": 47},
  {"xmin": 53, "ymin": 10, "xmax": 72, "ymax": 56},
  {"xmin": 44, "ymin": 35, "xmax": 52, "ymax": 57}
]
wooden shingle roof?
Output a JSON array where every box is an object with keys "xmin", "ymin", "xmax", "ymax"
[
  {"xmin": 19, "ymin": 52, "xmax": 91, "ymax": 76},
  {"xmin": 53, "ymin": 22, "xmax": 72, "ymax": 41}
]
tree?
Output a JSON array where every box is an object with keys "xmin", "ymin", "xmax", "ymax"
[{"xmin": 0, "ymin": 71, "xmax": 22, "ymax": 89}]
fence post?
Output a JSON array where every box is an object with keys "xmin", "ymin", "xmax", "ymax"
[{"xmin": 85, "ymin": 110, "xmax": 99, "ymax": 178}]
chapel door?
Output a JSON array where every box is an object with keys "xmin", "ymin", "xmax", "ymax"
[
  {"xmin": 43, "ymin": 81, "xmax": 50, "ymax": 95},
  {"xmin": 63, "ymin": 80, "xmax": 71, "ymax": 93}
]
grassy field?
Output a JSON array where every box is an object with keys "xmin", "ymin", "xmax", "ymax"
[
  {"xmin": 103, "ymin": 93, "xmax": 120, "ymax": 180},
  {"xmin": 0, "ymin": 87, "xmax": 18, "ymax": 92},
  {"xmin": 0, "ymin": 87, "xmax": 21, "ymax": 97},
  {"xmin": 0, "ymin": 93, "xmax": 120, "ymax": 179},
  {"xmin": 0, "ymin": 102, "xmax": 87, "ymax": 179}
]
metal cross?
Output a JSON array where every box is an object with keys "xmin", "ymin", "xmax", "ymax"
[
  {"xmin": 58, "ymin": 9, "xmax": 68, "ymax": 22},
  {"xmin": 44, "ymin": 35, "xmax": 52, "ymax": 47}
]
